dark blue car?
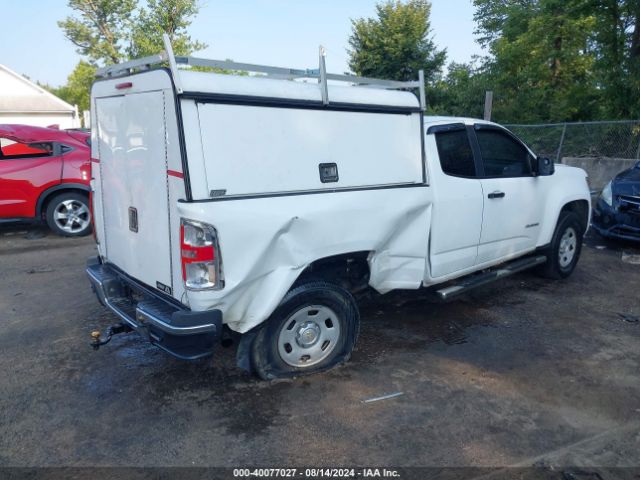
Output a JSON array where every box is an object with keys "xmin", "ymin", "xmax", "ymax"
[{"xmin": 592, "ymin": 161, "xmax": 640, "ymax": 241}]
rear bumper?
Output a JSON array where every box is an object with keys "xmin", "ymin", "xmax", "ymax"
[
  {"xmin": 591, "ymin": 198, "xmax": 640, "ymax": 242},
  {"xmin": 86, "ymin": 258, "xmax": 222, "ymax": 360}
]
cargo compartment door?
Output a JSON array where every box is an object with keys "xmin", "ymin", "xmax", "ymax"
[{"xmin": 95, "ymin": 91, "xmax": 173, "ymax": 294}]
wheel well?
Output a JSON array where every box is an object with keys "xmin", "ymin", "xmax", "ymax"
[
  {"xmin": 294, "ymin": 252, "xmax": 371, "ymax": 293},
  {"xmin": 37, "ymin": 186, "xmax": 89, "ymax": 218},
  {"xmin": 560, "ymin": 200, "xmax": 589, "ymax": 232}
]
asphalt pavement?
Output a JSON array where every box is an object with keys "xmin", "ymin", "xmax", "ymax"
[{"xmin": 1, "ymin": 225, "xmax": 639, "ymax": 477}]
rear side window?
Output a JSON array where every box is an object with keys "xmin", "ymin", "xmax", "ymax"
[
  {"xmin": 476, "ymin": 129, "xmax": 532, "ymax": 177},
  {"xmin": 435, "ymin": 129, "xmax": 476, "ymax": 177},
  {"xmin": 0, "ymin": 139, "xmax": 54, "ymax": 158}
]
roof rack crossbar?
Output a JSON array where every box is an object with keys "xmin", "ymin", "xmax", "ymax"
[
  {"xmin": 95, "ymin": 34, "xmax": 427, "ymax": 111},
  {"xmin": 176, "ymin": 55, "xmax": 419, "ymax": 89},
  {"xmin": 176, "ymin": 56, "xmax": 314, "ymax": 78},
  {"xmin": 95, "ymin": 53, "xmax": 168, "ymax": 78}
]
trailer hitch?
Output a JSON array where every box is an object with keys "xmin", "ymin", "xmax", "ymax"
[{"xmin": 90, "ymin": 323, "xmax": 133, "ymax": 350}]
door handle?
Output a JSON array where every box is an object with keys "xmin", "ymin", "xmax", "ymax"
[{"xmin": 488, "ymin": 191, "xmax": 506, "ymax": 199}]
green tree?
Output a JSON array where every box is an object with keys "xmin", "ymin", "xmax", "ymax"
[
  {"xmin": 347, "ymin": 0, "xmax": 446, "ymax": 82},
  {"xmin": 472, "ymin": 0, "xmax": 600, "ymax": 123},
  {"xmin": 430, "ymin": 61, "xmax": 492, "ymax": 118},
  {"xmin": 585, "ymin": 0, "xmax": 640, "ymax": 118},
  {"xmin": 56, "ymin": 0, "xmax": 207, "ymax": 123},
  {"xmin": 59, "ymin": 0, "xmax": 206, "ymax": 66},
  {"xmin": 58, "ymin": 0, "xmax": 137, "ymax": 64},
  {"xmin": 129, "ymin": 0, "xmax": 207, "ymax": 58},
  {"xmin": 470, "ymin": 0, "xmax": 640, "ymax": 122},
  {"xmin": 51, "ymin": 61, "xmax": 97, "ymax": 114}
]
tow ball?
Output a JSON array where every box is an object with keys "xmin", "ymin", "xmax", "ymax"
[{"xmin": 90, "ymin": 323, "xmax": 133, "ymax": 350}]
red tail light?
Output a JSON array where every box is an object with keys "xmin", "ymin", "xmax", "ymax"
[{"xmin": 180, "ymin": 219, "xmax": 223, "ymax": 290}]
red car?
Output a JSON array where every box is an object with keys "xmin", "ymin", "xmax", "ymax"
[{"xmin": 0, "ymin": 124, "xmax": 92, "ymax": 236}]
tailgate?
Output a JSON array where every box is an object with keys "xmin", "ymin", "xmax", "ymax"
[{"xmin": 94, "ymin": 90, "xmax": 173, "ymax": 294}]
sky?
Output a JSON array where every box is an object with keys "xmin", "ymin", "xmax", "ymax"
[{"xmin": 0, "ymin": 0, "xmax": 484, "ymax": 87}]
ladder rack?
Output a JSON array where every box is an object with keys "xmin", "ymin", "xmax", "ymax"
[{"xmin": 96, "ymin": 34, "xmax": 426, "ymax": 111}]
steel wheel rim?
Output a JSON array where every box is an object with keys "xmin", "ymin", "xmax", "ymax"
[
  {"xmin": 53, "ymin": 199, "xmax": 91, "ymax": 234},
  {"xmin": 558, "ymin": 226, "xmax": 577, "ymax": 268},
  {"xmin": 277, "ymin": 305, "xmax": 341, "ymax": 368}
]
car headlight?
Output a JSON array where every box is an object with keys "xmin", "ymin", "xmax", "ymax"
[{"xmin": 601, "ymin": 181, "xmax": 613, "ymax": 206}]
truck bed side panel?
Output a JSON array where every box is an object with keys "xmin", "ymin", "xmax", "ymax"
[
  {"xmin": 178, "ymin": 188, "xmax": 432, "ymax": 333},
  {"xmin": 195, "ymin": 104, "xmax": 424, "ymax": 197}
]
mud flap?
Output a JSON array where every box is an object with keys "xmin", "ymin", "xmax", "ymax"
[{"xmin": 236, "ymin": 330, "xmax": 258, "ymax": 373}]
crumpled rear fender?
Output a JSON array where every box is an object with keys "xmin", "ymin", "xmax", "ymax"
[{"xmin": 177, "ymin": 187, "xmax": 432, "ymax": 333}]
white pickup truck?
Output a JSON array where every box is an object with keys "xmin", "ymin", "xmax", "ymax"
[{"xmin": 86, "ymin": 37, "xmax": 591, "ymax": 379}]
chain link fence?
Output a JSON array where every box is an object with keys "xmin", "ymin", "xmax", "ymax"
[{"xmin": 505, "ymin": 120, "xmax": 640, "ymax": 161}]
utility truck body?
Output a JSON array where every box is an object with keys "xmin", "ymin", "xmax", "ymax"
[{"xmin": 87, "ymin": 38, "xmax": 590, "ymax": 378}]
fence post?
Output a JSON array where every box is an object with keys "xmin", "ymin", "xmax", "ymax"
[{"xmin": 556, "ymin": 123, "xmax": 567, "ymax": 163}]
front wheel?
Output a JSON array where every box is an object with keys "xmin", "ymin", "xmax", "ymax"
[
  {"xmin": 536, "ymin": 211, "xmax": 584, "ymax": 279},
  {"xmin": 45, "ymin": 192, "xmax": 92, "ymax": 237},
  {"xmin": 251, "ymin": 281, "xmax": 360, "ymax": 380}
]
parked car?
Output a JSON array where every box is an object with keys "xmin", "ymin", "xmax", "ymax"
[
  {"xmin": 86, "ymin": 37, "xmax": 591, "ymax": 379},
  {"xmin": 0, "ymin": 124, "xmax": 92, "ymax": 236},
  {"xmin": 592, "ymin": 161, "xmax": 640, "ymax": 242}
]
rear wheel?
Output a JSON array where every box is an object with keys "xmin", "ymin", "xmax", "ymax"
[
  {"xmin": 45, "ymin": 192, "xmax": 92, "ymax": 237},
  {"xmin": 251, "ymin": 281, "xmax": 360, "ymax": 380},
  {"xmin": 536, "ymin": 211, "xmax": 583, "ymax": 279}
]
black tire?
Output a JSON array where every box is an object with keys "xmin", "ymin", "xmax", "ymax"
[
  {"xmin": 45, "ymin": 192, "xmax": 92, "ymax": 237},
  {"xmin": 536, "ymin": 211, "xmax": 583, "ymax": 279},
  {"xmin": 251, "ymin": 281, "xmax": 360, "ymax": 380}
]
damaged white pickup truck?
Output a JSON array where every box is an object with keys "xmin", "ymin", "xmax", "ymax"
[{"xmin": 86, "ymin": 37, "xmax": 591, "ymax": 379}]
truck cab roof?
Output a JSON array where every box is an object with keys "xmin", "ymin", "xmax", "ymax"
[{"xmin": 423, "ymin": 116, "xmax": 497, "ymax": 128}]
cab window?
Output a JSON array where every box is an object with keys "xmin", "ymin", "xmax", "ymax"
[
  {"xmin": 475, "ymin": 128, "xmax": 533, "ymax": 177},
  {"xmin": 434, "ymin": 128, "xmax": 476, "ymax": 177}
]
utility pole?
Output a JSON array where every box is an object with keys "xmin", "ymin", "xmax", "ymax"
[{"xmin": 484, "ymin": 91, "xmax": 493, "ymax": 121}]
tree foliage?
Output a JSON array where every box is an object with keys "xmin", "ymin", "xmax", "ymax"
[
  {"xmin": 429, "ymin": 61, "xmax": 491, "ymax": 118},
  {"xmin": 586, "ymin": 0, "xmax": 640, "ymax": 118},
  {"xmin": 469, "ymin": 0, "xmax": 601, "ymax": 122},
  {"xmin": 50, "ymin": 61, "xmax": 97, "ymax": 114},
  {"xmin": 348, "ymin": 0, "xmax": 446, "ymax": 82},
  {"xmin": 59, "ymin": 0, "xmax": 207, "ymax": 66},
  {"xmin": 58, "ymin": 0, "xmax": 137, "ymax": 64},
  {"xmin": 443, "ymin": 0, "xmax": 640, "ymax": 122},
  {"xmin": 55, "ymin": 0, "xmax": 206, "ymax": 120},
  {"xmin": 129, "ymin": 0, "xmax": 207, "ymax": 58},
  {"xmin": 54, "ymin": 0, "xmax": 640, "ymax": 124}
]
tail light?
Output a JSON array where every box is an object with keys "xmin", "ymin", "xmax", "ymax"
[{"xmin": 180, "ymin": 219, "xmax": 224, "ymax": 290}]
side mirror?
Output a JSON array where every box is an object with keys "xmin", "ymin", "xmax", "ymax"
[{"xmin": 535, "ymin": 156, "xmax": 554, "ymax": 176}]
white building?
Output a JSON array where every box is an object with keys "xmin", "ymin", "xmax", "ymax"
[{"xmin": 0, "ymin": 64, "xmax": 80, "ymax": 128}]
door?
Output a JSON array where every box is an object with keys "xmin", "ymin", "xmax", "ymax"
[
  {"xmin": 474, "ymin": 125, "xmax": 544, "ymax": 264},
  {"xmin": 427, "ymin": 124, "xmax": 484, "ymax": 278},
  {"xmin": 0, "ymin": 140, "xmax": 62, "ymax": 218},
  {"xmin": 94, "ymin": 91, "xmax": 173, "ymax": 293}
]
